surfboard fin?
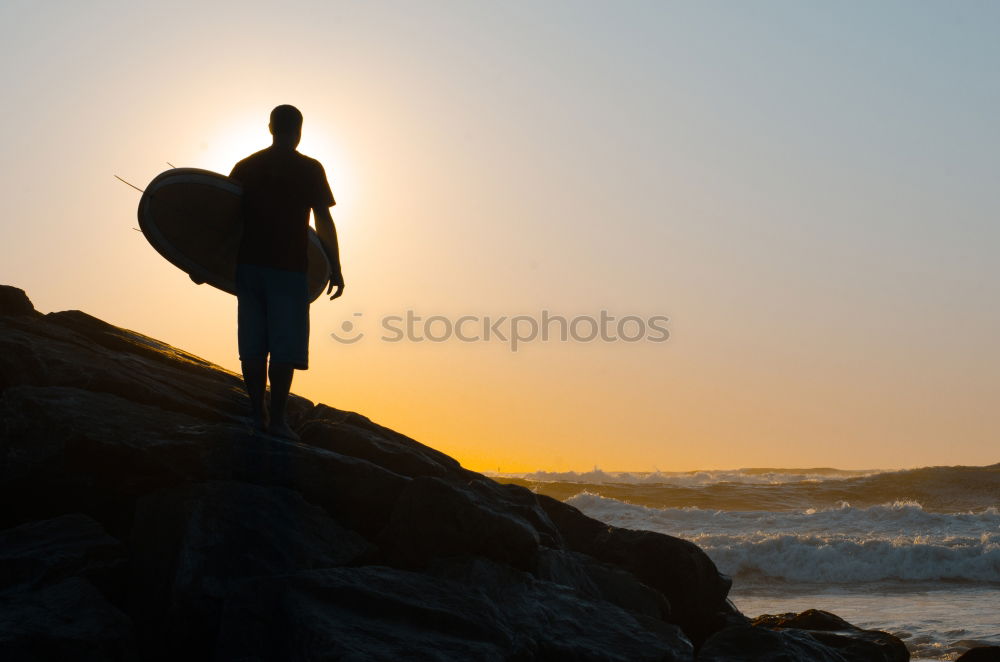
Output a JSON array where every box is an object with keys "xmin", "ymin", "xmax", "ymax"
[{"xmin": 114, "ymin": 175, "xmax": 145, "ymax": 193}]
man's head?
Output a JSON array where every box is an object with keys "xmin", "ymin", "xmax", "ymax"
[{"xmin": 269, "ymin": 105, "xmax": 303, "ymax": 148}]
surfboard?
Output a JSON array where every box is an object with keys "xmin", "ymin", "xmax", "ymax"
[{"xmin": 137, "ymin": 168, "xmax": 332, "ymax": 302}]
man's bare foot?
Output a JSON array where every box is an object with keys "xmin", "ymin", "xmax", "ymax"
[
  {"xmin": 249, "ymin": 412, "xmax": 269, "ymax": 434},
  {"xmin": 268, "ymin": 420, "xmax": 300, "ymax": 441}
]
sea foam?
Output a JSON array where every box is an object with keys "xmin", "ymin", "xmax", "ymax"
[{"xmin": 565, "ymin": 492, "xmax": 1000, "ymax": 584}]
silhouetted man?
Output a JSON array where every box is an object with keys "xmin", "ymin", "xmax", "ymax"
[{"xmin": 229, "ymin": 105, "xmax": 343, "ymax": 440}]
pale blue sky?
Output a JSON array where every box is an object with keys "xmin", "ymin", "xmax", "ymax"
[{"xmin": 1, "ymin": 1, "xmax": 997, "ymax": 470}]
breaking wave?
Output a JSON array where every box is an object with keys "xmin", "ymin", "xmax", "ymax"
[
  {"xmin": 503, "ymin": 464, "xmax": 1000, "ymax": 512},
  {"xmin": 564, "ymin": 492, "xmax": 1000, "ymax": 584}
]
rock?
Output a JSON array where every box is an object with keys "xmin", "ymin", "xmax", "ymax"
[
  {"xmin": 533, "ymin": 547, "xmax": 671, "ymax": 622},
  {"xmin": 0, "ymin": 385, "xmax": 409, "ymax": 538},
  {"xmin": 430, "ymin": 555, "xmax": 693, "ymax": 660},
  {"xmin": 467, "ymin": 478, "xmax": 564, "ymax": 548},
  {"xmin": 786, "ymin": 628, "xmax": 907, "ymax": 662},
  {"xmin": 0, "ymin": 513, "xmax": 132, "ymax": 661},
  {"xmin": 0, "ymin": 286, "xmax": 38, "ymax": 318},
  {"xmin": 298, "ymin": 417, "xmax": 459, "ymax": 479},
  {"xmin": 377, "ymin": 475, "xmax": 540, "ymax": 568},
  {"xmin": 537, "ymin": 494, "xmax": 731, "ymax": 645},
  {"xmin": 0, "ymin": 577, "xmax": 133, "ymax": 662},
  {"xmin": 0, "ymin": 385, "xmax": 243, "ymax": 535},
  {"xmin": 128, "ymin": 480, "xmax": 372, "ymax": 659},
  {"xmin": 0, "ymin": 513, "xmax": 125, "ymax": 601},
  {"xmin": 300, "ymin": 403, "xmax": 465, "ymax": 477},
  {"xmin": 220, "ymin": 433, "xmax": 411, "ymax": 538},
  {"xmin": 957, "ymin": 647, "xmax": 1000, "ymax": 661},
  {"xmin": 698, "ymin": 621, "xmax": 847, "ymax": 661},
  {"xmin": 217, "ymin": 564, "xmax": 694, "ymax": 662},
  {"xmin": 0, "ymin": 285, "xmax": 910, "ymax": 661},
  {"xmin": 717, "ymin": 599, "xmax": 751, "ymax": 627},
  {"xmin": 751, "ymin": 610, "xmax": 909, "ymax": 662},
  {"xmin": 215, "ymin": 566, "xmax": 511, "ymax": 661},
  {"xmin": 0, "ymin": 308, "xmax": 317, "ymax": 426},
  {"xmin": 0, "ymin": 311, "xmax": 249, "ymax": 422},
  {"xmin": 753, "ymin": 609, "xmax": 856, "ymax": 631}
]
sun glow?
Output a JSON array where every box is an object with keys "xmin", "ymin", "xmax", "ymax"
[
  {"xmin": 298, "ymin": 128, "xmax": 355, "ymax": 215},
  {"xmin": 198, "ymin": 114, "xmax": 269, "ymax": 176},
  {"xmin": 197, "ymin": 115, "xmax": 355, "ymax": 214}
]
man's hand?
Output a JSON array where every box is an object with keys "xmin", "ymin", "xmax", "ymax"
[
  {"xmin": 327, "ymin": 273, "xmax": 345, "ymax": 300},
  {"xmin": 313, "ymin": 206, "xmax": 344, "ymax": 301}
]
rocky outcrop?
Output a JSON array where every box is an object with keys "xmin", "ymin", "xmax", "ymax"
[
  {"xmin": 0, "ymin": 514, "xmax": 133, "ymax": 661},
  {"xmin": 735, "ymin": 610, "xmax": 908, "ymax": 662},
  {"xmin": 0, "ymin": 285, "xmax": 908, "ymax": 660},
  {"xmin": 537, "ymin": 494, "xmax": 732, "ymax": 644}
]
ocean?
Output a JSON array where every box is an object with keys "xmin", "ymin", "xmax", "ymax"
[{"xmin": 497, "ymin": 464, "xmax": 1000, "ymax": 661}]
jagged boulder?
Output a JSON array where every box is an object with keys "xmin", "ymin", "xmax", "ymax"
[
  {"xmin": 0, "ymin": 384, "xmax": 410, "ymax": 539},
  {"xmin": 0, "ymin": 514, "xmax": 132, "ymax": 661},
  {"xmin": 0, "ymin": 286, "xmax": 38, "ymax": 318},
  {"xmin": 733, "ymin": 610, "xmax": 909, "ymax": 662},
  {"xmin": 0, "ymin": 385, "xmax": 234, "ymax": 535},
  {"xmin": 468, "ymin": 478, "xmax": 565, "ymax": 548},
  {"xmin": 0, "ymin": 577, "xmax": 134, "ymax": 662},
  {"xmin": 299, "ymin": 404, "xmax": 466, "ymax": 478},
  {"xmin": 430, "ymin": 556, "xmax": 694, "ymax": 661},
  {"xmin": 377, "ymin": 475, "xmax": 541, "ymax": 568},
  {"xmin": 0, "ymin": 310, "xmax": 249, "ymax": 422},
  {"xmin": 698, "ymin": 621, "xmax": 848, "ymax": 661},
  {"xmin": 533, "ymin": 547, "xmax": 671, "ymax": 622},
  {"xmin": 217, "ymin": 563, "xmax": 694, "ymax": 662},
  {"xmin": 0, "ymin": 286, "xmax": 906, "ymax": 661},
  {"xmin": 537, "ymin": 493, "xmax": 731, "ymax": 645},
  {"xmin": 0, "ymin": 513, "xmax": 125, "ymax": 596},
  {"xmin": 128, "ymin": 480, "xmax": 372, "ymax": 659}
]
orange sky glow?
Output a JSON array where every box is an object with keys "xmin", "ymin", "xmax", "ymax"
[{"xmin": 2, "ymin": 2, "xmax": 997, "ymax": 472}]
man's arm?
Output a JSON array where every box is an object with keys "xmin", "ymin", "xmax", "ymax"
[{"xmin": 313, "ymin": 205, "xmax": 344, "ymax": 300}]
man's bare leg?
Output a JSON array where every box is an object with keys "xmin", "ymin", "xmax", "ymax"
[
  {"xmin": 241, "ymin": 358, "xmax": 268, "ymax": 432},
  {"xmin": 267, "ymin": 362, "xmax": 299, "ymax": 440}
]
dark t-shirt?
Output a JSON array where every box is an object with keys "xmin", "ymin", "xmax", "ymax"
[{"xmin": 230, "ymin": 147, "xmax": 335, "ymax": 272}]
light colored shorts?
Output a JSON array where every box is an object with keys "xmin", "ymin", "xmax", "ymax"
[{"xmin": 236, "ymin": 263, "xmax": 310, "ymax": 370}]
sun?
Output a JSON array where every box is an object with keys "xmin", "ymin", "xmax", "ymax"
[{"xmin": 199, "ymin": 114, "xmax": 354, "ymax": 214}]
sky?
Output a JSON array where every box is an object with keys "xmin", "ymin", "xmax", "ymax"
[{"xmin": 1, "ymin": 0, "xmax": 997, "ymax": 472}]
